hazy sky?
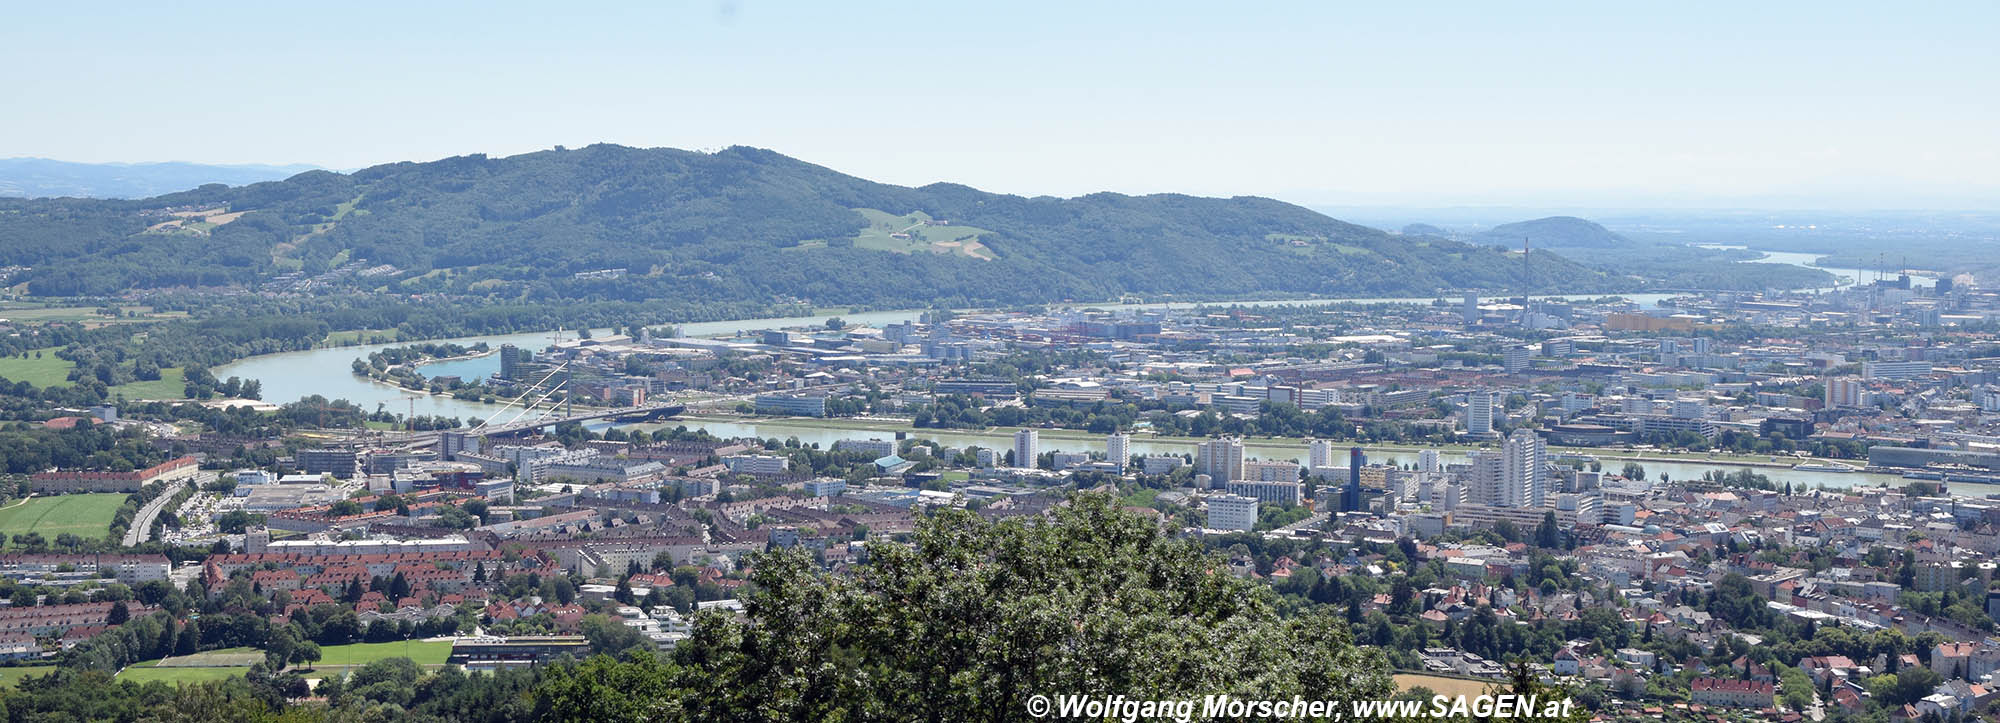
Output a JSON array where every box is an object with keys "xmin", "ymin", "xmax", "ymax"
[{"xmin": 4, "ymin": 1, "xmax": 1995, "ymax": 208}]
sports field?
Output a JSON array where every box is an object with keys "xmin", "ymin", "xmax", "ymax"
[
  {"xmin": 315, "ymin": 639, "xmax": 451, "ymax": 666},
  {"xmin": 116, "ymin": 640, "xmax": 456, "ymax": 685},
  {"xmin": 153, "ymin": 647, "xmax": 262, "ymax": 667},
  {"xmin": 0, "ymin": 494, "xmax": 127, "ymax": 541},
  {"xmin": 1393, "ymin": 673, "xmax": 1495, "ymax": 698},
  {"xmin": 117, "ymin": 663, "xmax": 248, "ymax": 685}
]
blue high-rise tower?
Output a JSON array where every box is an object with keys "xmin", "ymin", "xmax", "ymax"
[{"xmin": 1345, "ymin": 446, "xmax": 1364, "ymax": 512}]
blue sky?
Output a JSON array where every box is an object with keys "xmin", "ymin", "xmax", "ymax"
[{"xmin": 3, "ymin": 1, "xmax": 1994, "ymax": 208}]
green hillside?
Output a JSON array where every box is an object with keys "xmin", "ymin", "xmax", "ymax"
[{"xmin": 3, "ymin": 145, "xmax": 1647, "ymax": 306}]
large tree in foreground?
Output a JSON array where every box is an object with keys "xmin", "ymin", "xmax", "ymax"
[{"xmin": 542, "ymin": 492, "xmax": 1393, "ymax": 721}]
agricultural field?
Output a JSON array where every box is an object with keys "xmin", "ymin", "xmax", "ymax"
[
  {"xmin": 0, "ymin": 494, "xmax": 128, "ymax": 541},
  {"xmin": 0, "ymin": 303, "xmax": 185, "ymax": 326},
  {"xmin": 0, "ymin": 347, "xmax": 73, "ymax": 387},
  {"xmin": 844, "ymin": 209, "xmax": 998, "ymax": 259}
]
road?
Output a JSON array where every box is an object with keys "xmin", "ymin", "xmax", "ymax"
[{"xmin": 122, "ymin": 474, "xmax": 204, "ymax": 547}]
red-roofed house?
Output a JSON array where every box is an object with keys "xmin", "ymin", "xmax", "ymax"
[{"xmin": 1933, "ymin": 642, "xmax": 1977, "ymax": 680}]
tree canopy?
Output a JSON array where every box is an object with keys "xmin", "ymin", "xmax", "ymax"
[{"xmin": 542, "ymin": 493, "xmax": 1392, "ymax": 722}]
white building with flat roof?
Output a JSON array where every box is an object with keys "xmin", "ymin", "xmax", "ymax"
[
  {"xmin": 1466, "ymin": 390, "xmax": 1498, "ymax": 437},
  {"xmin": 1206, "ymin": 494, "xmax": 1259, "ymax": 532},
  {"xmin": 1106, "ymin": 433, "xmax": 1130, "ymax": 471}
]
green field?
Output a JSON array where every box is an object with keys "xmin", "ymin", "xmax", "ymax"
[
  {"xmin": 154, "ymin": 647, "xmax": 261, "ymax": 668},
  {"xmin": 0, "ymin": 348, "xmax": 73, "ymax": 387},
  {"xmin": 108, "ymin": 367, "xmax": 186, "ymax": 401},
  {"xmin": 0, "ymin": 494, "xmax": 128, "ymax": 541},
  {"xmin": 114, "ymin": 640, "xmax": 452, "ymax": 685},
  {"xmin": 0, "ymin": 666, "xmax": 56, "ymax": 688},
  {"xmin": 0, "ymin": 305, "xmax": 114, "ymax": 323},
  {"xmin": 117, "ymin": 663, "xmax": 248, "ymax": 685},
  {"xmin": 843, "ymin": 209, "xmax": 998, "ymax": 259},
  {"xmin": 314, "ymin": 639, "xmax": 451, "ymax": 666}
]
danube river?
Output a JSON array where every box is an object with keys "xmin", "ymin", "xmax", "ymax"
[{"xmin": 213, "ymin": 309, "xmax": 927, "ymax": 421}]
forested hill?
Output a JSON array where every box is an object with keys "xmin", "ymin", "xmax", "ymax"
[
  {"xmin": 1469, "ymin": 216, "xmax": 1635, "ymax": 249},
  {"xmin": 1, "ymin": 144, "xmax": 1627, "ymax": 306}
]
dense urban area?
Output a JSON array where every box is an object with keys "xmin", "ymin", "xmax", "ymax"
[{"xmin": 0, "ymin": 258, "xmax": 1996, "ymax": 721}]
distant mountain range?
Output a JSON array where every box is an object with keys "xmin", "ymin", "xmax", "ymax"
[
  {"xmin": 0, "ymin": 145, "xmax": 1644, "ymax": 304},
  {"xmin": 0, "ymin": 145, "xmax": 1837, "ymax": 303},
  {"xmin": 1388, "ymin": 214, "xmax": 1835, "ymax": 290},
  {"xmin": 0, "ymin": 158, "xmax": 318, "ymax": 199}
]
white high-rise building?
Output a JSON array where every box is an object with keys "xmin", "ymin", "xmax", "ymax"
[
  {"xmin": 1106, "ymin": 433, "xmax": 1130, "ymax": 471},
  {"xmin": 1196, "ymin": 437, "xmax": 1245, "ymax": 484},
  {"xmin": 1504, "ymin": 345, "xmax": 1532, "ymax": 373},
  {"xmin": 1466, "ymin": 390, "xmax": 1498, "ymax": 437},
  {"xmin": 1417, "ymin": 449, "xmax": 1443, "ymax": 475},
  {"xmin": 1307, "ymin": 439, "xmax": 1334, "ymax": 470},
  {"xmin": 1013, "ymin": 429, "xmax": 1039, "ymax": 469},
  {"xmin": 1206, "ymin": 494, "xmax": 1259, "ymax": 532},
  {"xmin": 1466, "ymin": 450, "xmax": 1506, "ymax": 506},
  {"xmin": 1502, "ymin": 428, "xmax": 1548, "ymax": 508}
]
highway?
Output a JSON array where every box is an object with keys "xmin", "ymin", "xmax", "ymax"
[{"xmin": 123, "ymin": 473, "xmax": 205, "ymax": 547}]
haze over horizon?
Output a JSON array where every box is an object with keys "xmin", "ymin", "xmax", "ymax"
[{"xmin": 4, "ymin": 1, "xmax": 1995, "ymax": 210}]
